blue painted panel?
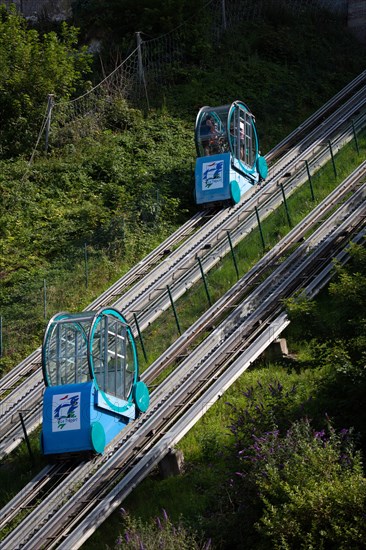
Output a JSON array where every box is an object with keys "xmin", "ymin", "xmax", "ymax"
[
  {"xmin": 195, "ymin": 152, "xmax": 257, "ymax": 206},
  {"xmin": 195, "ymin": 153, "xmax": 231, "ymax": 204},
  {"xmin": 98, "ymin": 410, "xmax": 129, "ymax": 447},
  {"xmin": 42, "ymin": 381, "xmax": 93, "ymax": 454},
  {"xmin": 229, "ymin": 165, "xmax": 256, "ymax": 200},
  {"xmin": 42, "ymin": 381, "xmax": 132, "ymax": 455},
  {"xmin": 231, "ymin": 157, "xmax": 259, "ymax": 184}
]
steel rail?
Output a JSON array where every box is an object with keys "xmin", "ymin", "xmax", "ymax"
[
  {"xmin": 113, "ymin": 91, "xmax": 366, "ymax": 318},
  {"xmin": 266, "ymin": 85, "xmax": 366, "ymax": 187},
  {"xmin": 84, "ymin": 209, "xmax": 216, "ymax": 311},
  {"xmin": 0, "ymin": 73, "xmax": 363, "ymax": 402},
  {"xmin": 0, "ymin": 463, "xmax": 69, "ymax": 530},
  {"xmin": 33, "ymin": 204, "xmax": 366, "ymax": 548},
  {"xmin": 143, "ymin": 162, "xmax": 366, "ymax": 383},
  {"xmin": 265, "ymin": 69, "xmax": 366, "ymax": 163},
  {"xmin": 0, "ymin": 210, "xmax": 209, "ymax": 400},
  {"xmin": 122, "ymin": 117, "xmax": 366, "ymax": 333}
]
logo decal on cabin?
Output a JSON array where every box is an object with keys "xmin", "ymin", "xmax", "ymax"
[
  {"xmin": 202, "ymin": 160, "xmax": 224, "ymax": 190},
  {"xmin": 52, "ymin": 392, "xmax": 81, "ymax": 431}
]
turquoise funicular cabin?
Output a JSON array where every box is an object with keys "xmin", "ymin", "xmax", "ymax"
[
  {"xmin": 194, "ymin": 100, "xmax": 268, "ymax": 206},
  {"xmin": 41, "ymin": 307, "xmax": 149, "ymax": 456}
]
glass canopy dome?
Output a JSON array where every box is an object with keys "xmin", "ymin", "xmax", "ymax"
[
  {"xmin": 194, "ymin": 101, "xmax": 259, "ymax": 172},
  {"xmin": 42, "ymin": 307, "xmax": 136, "ymax": 402}
]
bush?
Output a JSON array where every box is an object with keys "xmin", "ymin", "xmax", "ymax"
[
  {"xmin": 216, "ymin": 377, "xmax": 366, "ymax": 549},
  {"xmin": 115, "ymin": 508, "xmax": 210, "ymax": 550},
  {"xmin": 253, "ymin": 419, "xmax": 366, "ymax": 549}
]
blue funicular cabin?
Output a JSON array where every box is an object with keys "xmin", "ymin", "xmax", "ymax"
[
  {"xmin": 41, "ymin": 307, "xmax": 149, "ymax": 457},
  {"xmin": 194, "ymin": 101, "xmax": 268, "ymax": 206}
]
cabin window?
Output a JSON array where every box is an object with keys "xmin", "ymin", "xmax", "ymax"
[
  {"xmin": 44, "ymin": 316, "xmax": 91, "ymax": 386},
  {"xmin": 196, "ymin": 106, "xmax": 230, "ymax": 157},
  {"xmin": 230, "ymin": 108, "xmax": 255, "ymax": 167},
  {"xmin": 91, "ymin": 314, "xmax": 134, "ymax": 400}
]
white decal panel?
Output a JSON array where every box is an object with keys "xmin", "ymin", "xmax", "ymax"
[
  {"xmin": 202, "ymin": 160, "xmax": 224, "ymax": 190},
  {"xmin": 52, "ymin": 392, "xmax": 81, "ymax": 432}
]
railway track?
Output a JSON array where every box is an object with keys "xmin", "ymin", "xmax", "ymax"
[
  {"xmin": 266, "ymin": 69, "xmax": 366, "ymax": 163},
  {"xmin": 1, "ymin": 73, "xmax": 366, "ymax": 459},
  {"xmin": 2, "ymin": 162, "xmax": 365, "ymax": 549}
]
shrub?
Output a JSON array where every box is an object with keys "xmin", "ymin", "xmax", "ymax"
[
  {"xmin": 115, "ymin": 508, "xmax": 210, "ymax": 550},
  {"xmin": 241, "ymin": 419, "xmax": 366, "ymax": 549}
]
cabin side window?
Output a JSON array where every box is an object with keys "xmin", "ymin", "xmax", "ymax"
[
  {"xmin": 91, "ymin": 315, "xmax": 134, "ymax": 401},
  {"xmin": 196, "ymin": 107, "xmax": 230, "ymax": 157},
  {"xmin": 45, "ymin": 321, "xmax": 91, "ymax": 386},
  {"xmin": 230, "ymin": 108, "xmax": 255, "ymax": 167}
]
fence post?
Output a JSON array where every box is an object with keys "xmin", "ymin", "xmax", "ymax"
[
  {"xmin": 0, "ymin": 316, "xmax": 2, "ymax": 358},
  {"xmin": 167, "ymin": 285, "xmax": 182, "ymax": 335},
  {"xmin": 328, "ymin": 140, "xmax": 337, "ymax": 179},
  {"xmin": 197, "ymin": 256, "xmax": 212, "ymax": 307},
  {"xmin": 255, "ymin": 206, "xmax": 265, "ymax": 251},
  {"xmin": 133, "ymin": 313, "xmax": 148, "ymax": 362},
  {"xmin": 136, "ymin": 31, "xmax": 150, "ymax": 110},
  {"xmin": 304, "ymin": 160, "xmax": 315, "ymax": 201},
  {"xmin": 45, "ymin": 94, "xmax": 54, "ymax": 153},
  {"xmin": 227, "ymin": 231, "xmax": 239, "ymax": 280},
  {"xmin": 280, "ymin": 183, "xmax": 292, "ymax": 228},
  {"xmin": 19, "ymin": 412, "xmax": 34, "ymax": 463},
  {"xmin": 351, "ymin": 119, "xmax": 360, "ymax": 155}
]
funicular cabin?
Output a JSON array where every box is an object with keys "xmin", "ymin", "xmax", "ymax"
[
  {"xmin": 41, "ymin": 307, "xmax": 149, "ymax": 457},
  {"xmin": 194, "ymin": 101, "xmax": 268, "ymax": 206}
]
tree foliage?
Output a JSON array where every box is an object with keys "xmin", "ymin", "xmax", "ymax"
[
  {"xmin": 0, "ymin": 5, "xmax": 92, "ymax": 158},
  {"xmin": 0, "ymin": 109, "xmax": 193, "ymax": 375}
]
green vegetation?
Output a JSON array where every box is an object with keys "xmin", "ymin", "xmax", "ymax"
[
  {"xmin": 1, "ymin": 2, "xmax": 364, "ymax": 374},
  {"xmin": 1, "ymin": 1, "xmax": 366, "ymax": 548},
  {"xmin": 99, "ymin": 243, "xmax": 366, "ymax": 548},
  {"xmin": 114, "ymin": 509, "xmax": 209, "ymax": 549},
  {"xmin": 0, "ymin": 428, "xmax": 46, "ymax": 509},
  {"xmin": 0, "ymin": 5, "xmax": 92, "ymax": 158}
]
